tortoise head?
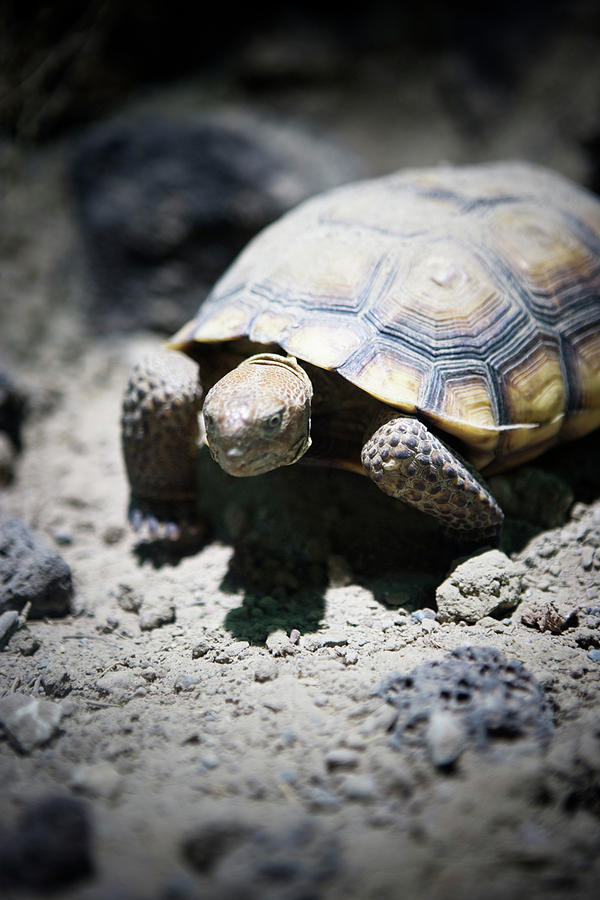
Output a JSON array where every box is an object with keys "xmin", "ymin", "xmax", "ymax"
[{"xmin": 202, "ymin": 353, "xmax": 313, "ymax": 477}]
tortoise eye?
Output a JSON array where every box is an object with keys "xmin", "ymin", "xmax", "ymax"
[{"xmin": 263, "ymin": 411, "xmax": 283, "ymax": 432}]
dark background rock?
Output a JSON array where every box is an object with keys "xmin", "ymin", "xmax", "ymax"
[
  {"xmin": 0, "ymin": 519, "xmax": 73, "ymax": 618},
  {"xmin": 0, "ymin": 364, "xmax": 27, "ymax": 451},
  {"xmin": 69, "ymin": 109, "xmax": 364, "ymax": 332},
  {"xmin": 0, "ymin": 796, "xmax": 93, "ymax": 890}
]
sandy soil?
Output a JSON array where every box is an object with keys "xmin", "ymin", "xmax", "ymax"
[{"xmin": 1, "ymin": 40, "xmax": 600, "ymax": 899}]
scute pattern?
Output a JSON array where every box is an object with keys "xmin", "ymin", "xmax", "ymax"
[{"xmin": 171, "ymin": 162, "xmax": 600, "ymax": 470}]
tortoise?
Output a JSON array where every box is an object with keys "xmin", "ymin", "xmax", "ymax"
[{"xmin": 121, "ymin": 161, "xmax": 600, "ymax": 541}]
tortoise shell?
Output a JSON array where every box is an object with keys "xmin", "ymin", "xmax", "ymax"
[{"xmin": 170, "ymin": 162, "xmax": 600, "ymax": 472}]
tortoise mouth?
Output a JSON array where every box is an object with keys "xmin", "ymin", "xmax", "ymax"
[{"xmin": 209, "ymin": 432, "xmax": 311, "ymax": 478}]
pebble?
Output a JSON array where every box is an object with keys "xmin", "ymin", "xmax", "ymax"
[
  {"xmin": 116, "ymin": 582, "xmax": 143, "ymax": 613},
  {"xmin": 214, "ymin": 641, "xmax": 249, "ymax": 663},
  {"xmin": 13, "ymin": 631, "xmax": 41, "ymax": 656},
  {"xmin": 266, "ymin": 629, "xmax": 298, "ymax": 656},
  {"xmin": 40, "ymin": 662, "xmax": 72, "ymax": 697},
  {"xmin": 0, "ymin": 693, "xmax": 63, "ymax": 753},
  {"xmin": 139, "ymin": 600, "xmax": 176, "ymax": 630},
  {"xmin": 51, "ymin": 527, "xmax": 73, "ymax": 546},
  {"xmin": 344, "ymin": 649, "xmax": 359, "ymax": 666},
  {"xmin": 69, "ymin": 761, "xmax": 122, "ymax": 800},
  {"xmin": 191, "ymin": 640, "xmax": 211, "ymax": 658},
  {"xmin": 175, "ymin": 674, "xmax": 200, "ymax": 692},
  {"xmin": 426, "ymin": 708, "xmax": 467, "ymax": 767},
  {"xmin": 253, "ymin": 658, "xmax": 278, "ymax": 682},
  {"xmin": 581, "ymin": 547, "xmax": 594, "ymax": 570},
  {"xmin": 587, "ymin": 649, "xmax": 600, "ymax": 662},
  {"xmin": 341, "ymin": 774, "xmax": 377, "ymax": 801},
  {"xmin": 410, "ymin": 608, "xmax": 437, "ymax": 623},
  {"xmin": 0, "ymin": 519, "xmax": 73, "ymax": 618},
  {"xmin": 324, "ymin": 748, "xmax": 360, "ymax": 770},
  {"xmin": 200, "ymin": 751, "xmax": 220, "ymax": 770}
]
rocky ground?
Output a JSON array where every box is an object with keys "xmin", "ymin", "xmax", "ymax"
[{"xmin": 1, "ymin": 10, "xmax": 600, "ymax": 899}]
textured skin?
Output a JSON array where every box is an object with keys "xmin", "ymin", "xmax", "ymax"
[
  {"xmin": 361, "ymin": 413, "xmax": 503, "ymax": 533},
  {"xmin": 171, "ymin": 162, "xmax": 600, "ymax": 472},
  {"xmin": 121, "ymin": 351, "xmax": 203, "ymax": 537}
]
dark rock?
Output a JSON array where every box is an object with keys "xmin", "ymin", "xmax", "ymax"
[
  {"xmin": 0, "ymin": 519, "xmax": 73, "ymax": 618},
  {"xmin": 0, "ymin": 796, "xmax": 93, "ymax": 890},
  {"xmin": 69, "ymin": 109, "xmax": 364, "ymax": 332},
  {"xmin": 183, "ymin": 815, "xmax": 339, "ymax": 897},
  {"xmin": 375, "ymin": 645, "xmax": 554, "ymax": 764},
  {"xmin": 182, "ymin": 819, "xmax": 253, "ymax": 874},
  {"xmin": 0, "ymin": 364, "xmax": 27, "ymax": 452}
]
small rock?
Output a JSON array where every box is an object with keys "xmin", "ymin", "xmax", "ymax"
[
  {"xmin": 410, "ymin": 608, "xmax": 437, "ymax": 623},
  {"xmin": 40, "ymin": 663, "xmax": 72, "ymax": 697},
  {"xmin": 520, "ymin": 593, "xmax": 579, "ymax": 634},
  {"xmin": 426, "ymin": 708, "xmax": 467, "ymax": 767},
  {"xmin": 175, "ymin": 673, "xmax": 200, "ymax": 692},
  {"xmin": 13, "ymin": 631, "xmax": 41, "ymax": 656},
  {"xmin": 0, "ymin": 693, "xmax": 63, "ymax": 753},
  {"xmin": 436, "ymin": 550, "xmax": 525, "ymax": 624},
  {"xmin": 344, "ymin": 649, "xmax": 359, "ymax": 666},
  {"xmin": 253, "ymin": 658, "xmax": 278, "ymax": 682},
  {"xmin": 341, "ymin": 774, "xmax": 377, "ymax": 801},
  {"xmin": 581, "ymin": 546, "xmax": 594, "ymax": 570},
  {"xmin": 587, "ymin": 649, "xmax": 600, "ymax": 662},
  {"xmin": 102, "ymin": 525, "xmax": 125, "ymax": 545},
  {"xmin": 0, "ymin": 519, "xmax": 73, "ymax": 618},
  {"xmin": 214, "ymin": 641, "xmax": 249, "ymax": 663},
  {"xmin": 0, "ymin": 795, "xmax": 93, "ymax": 890},
  {"xmin": 300, "ymin": 634, "xmax": 325, "ymax": 652},
  {"xmin": 191, "ymin": 640, "xmax": 211, "ymax": 658},
  {"xmin": 320, "ymin": 631, "xmax": 349, "ymax": 648},
  {"xmin": 200, "ymin": 752, "xmax": 220, "ymax": 770},
  {"xmin": 0, "ymin": 609, "xmax": 19, "ymax": 647},
  {"xmin": 69, "ymin": 762, "xmax": 122, "ymax": 800},
  {"xmin": 266, "ymin": 629, "xmax": 298, "ymax": 656},
  {"xmin": 139, "ymin": 599, "xmax": 176, "ymax": 630},
  {"xmin": 52, "ymin": 527, "xmax": 73, "ymax": 546},
  {"xmin": 116, "ymin": 582, "xmax": 143, "ymax": 613},
  {"xmin": 324, "ymin": 748, "xmax": 360, "ymax": 770}
]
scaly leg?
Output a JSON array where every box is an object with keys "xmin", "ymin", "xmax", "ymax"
[
  {"xmin": 361, "ymin": 412, "xmax": 503, "ymax": 539},
  {"xmin": 121, "ymin": 350, "xmax": 203, "ymax": 540}
]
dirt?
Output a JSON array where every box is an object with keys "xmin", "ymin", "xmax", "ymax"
[{"xmin": 1, "ymin": 30, "xmax": 600, "ymax": 900}]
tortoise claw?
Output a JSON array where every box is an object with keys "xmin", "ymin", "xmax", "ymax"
[{"xmin": 127, "ymin": 495, "xmax": 202, "ymax": 544}]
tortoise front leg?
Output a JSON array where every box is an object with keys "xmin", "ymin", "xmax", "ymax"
[
  {"xmin": 361, "ymin": 413, "xmax": 503, "ymax": 539},
  {"xmin": 121, "ymin": 350, "xmax": 203, "ymax": 540}
]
